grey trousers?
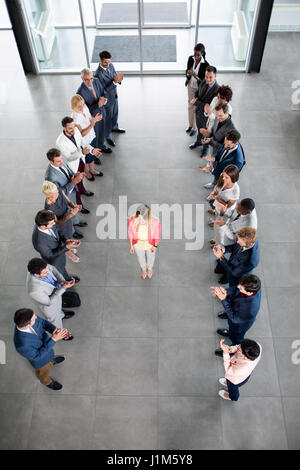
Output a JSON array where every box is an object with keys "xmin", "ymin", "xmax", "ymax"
[{"xmin": 134, "ymin": 246, "xmax": 156, "ymax": 270}]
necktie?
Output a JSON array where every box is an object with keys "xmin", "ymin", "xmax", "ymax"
[
  {"xmin": 59, "ymin": 166, "xmax": 70, "ymax": 180},
  {"xmin": 219, "ymin": 149, "xmax": 229, "ymax": 162},
  {"xmin": 234, "ymin": 213, "xmax": 241, "ymax": 221},
  {"xmin": 199, "ymin": 84, "xmax": 208, "ymax": 100},
  {"xmin": 216, "ymin": 120, "xmax": 224, "ymax": 132},
  {"xmin": 49, "ymin": 229, "xmax": 57, "ymax": 239},
  {"xmin": 90, "ymin": 86, "xmax": 97, "ymax": 99}
]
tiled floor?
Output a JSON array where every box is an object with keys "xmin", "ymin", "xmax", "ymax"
[{"xmin": 0, "ymin": 29, "xmax": 300, "ymax": 449}]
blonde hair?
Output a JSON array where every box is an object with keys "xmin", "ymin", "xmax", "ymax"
[
  {"xmin": 237, "ymin": 227, "xmax": 258, "ymax": 246},
  {"xmin": 42, "ymin": 181, "xmax": 58, "ymax": 197},
  {"xmin": 134, "ymin": 204, "xmax": 152, "ymax": 226},
  {"xmin": 71, "ymin": 94, "xmax": 85, "ymax": 111}
]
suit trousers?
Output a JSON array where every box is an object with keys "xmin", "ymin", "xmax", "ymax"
[
  {"xmin": 228, "ymin": 320, "xmax": 253, "ymax": 346},
  {"xmin": 187, "ymin": 83, "xmax": 197, "ymax": 130},
  {"xmin": 134, "ymin": 246, "xmax": 156, "ymax": 271},
  {"xmin": 35, "ymin": 359, "xmax": 55, "ymax": 386},
  {"xmin": 105, "ymin": 99, "xmax": 119, "ymax": 140},
  {"xmin": 195, "ymin": 105, "xmax": 207, "ymax": 145},
  {"xmin": 226, "ymin": 375, "xmax": 250, "ymax": 401}
]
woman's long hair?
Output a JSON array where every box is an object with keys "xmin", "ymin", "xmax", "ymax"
[{"xmin": 134, "ymin": 204, "xmax": 152, "ymax": 227}]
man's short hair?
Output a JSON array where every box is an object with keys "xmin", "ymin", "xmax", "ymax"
[
  {"xmin": 81, "ymin": 67, "xmax": 92, "ymax": 78},
  {"xmin": 27, "ymin": 258, "xmax": 48, "ymax": 276},
  {"xmin": 239, "ymin": 274, "xmax": 261, "ymax": 293},
  {"xmin": 61, "ymin": 116, "xmax": 74, "ymax": 128},
  {"xmin": 35, "ymin": 210, "xmax": 55, "ymax": 227},
  {"xmin": 46, "ymin": 148, "xmax": 61, "ymax": 162},
  {"xmin": 240, "ymin": 198, "xmax": 255, "ymax": 212},
  {"xmin": 14, "ymin": 308, "xmax": 34, "ymax": 328},
  {"xmin": 226, "ymin": 129, "xmax": 240, "ymax": 143},
  {"xmin": 237, "ymin": 227, "xmax": 258, "ymax": 246},
  {"xmin": 99, "ymin": 50, "xmax": 112, "ymax": 60},
  {"xmin": 215, "ymin": 102, "xmax": 228, "ymax": 114},
  {"xmin": 205, "ymin": 65, "xmax": 217, "ymax": 74},
  {"xmin": 241, "ymin": 339, "xmax": 261, "ymax": 360}
]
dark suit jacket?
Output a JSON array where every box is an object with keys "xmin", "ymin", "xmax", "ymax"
[
  {"xmin": 94, "ymin": 63, "xmax": 119, "ymax": 104},
  {"xmin": 185, "ymin": 56, "xmax": 209, "ymax": 86},
  {"xmin": 210, "ymin": 115, "xmax": 236, "ymax": 154},
  {"xmin": 76, "ymin": 78, "xmax": 107, "ymax": 118},
  {"xmin": 221, "ymin": 286, "xmax": 261, "ymax": 332},
  {"xmin": 44, "ymin": 163, "xmax": 75, "ymax": 197},
  {"xmin": 32, "ymin": 224, "xmax": 68, "ymax": 275},
  {"xmin": 219, "ymin": 241, "xmax": 260, "ymax": 287},
  {"xmin": 212, "ymin": 143, "xmax": 245, "ymax": 181},
  {"xmin": 194, "ymin": 79, "xmax": 219, "ymax": 111},
  {"xmin": 14, "ymin": 316, "xmax": 56, "ymax": 369}
]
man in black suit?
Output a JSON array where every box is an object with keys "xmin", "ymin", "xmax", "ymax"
[
  {"xmin": 32, "ymin": 210, "xmax": 80, "ymax": 283},
  {"xmin": 189, "ymin": 65, "xmax": 219, "ymax": 149},
  {"xmin": 76, "ymin": 68, "xmax": 112, "ymax": 154}
]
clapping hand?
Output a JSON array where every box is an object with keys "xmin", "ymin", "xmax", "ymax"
[
  {"xmin": 210, "ymin": 286, "xmax": 227, "ymax": 301},
  {"xmin": 220, "ymin": 338, "xmax": 231, "ymax": 354},
  {"xmin": 213, "ymin": 244, "xmax": 225, "ymax": 259},
  {"xmin": 61, "ymin": 279, "xmax": 75, "ymax": 288}
]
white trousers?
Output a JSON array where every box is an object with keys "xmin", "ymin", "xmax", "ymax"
[
  {"xmin": 134, "ymin": 246, "xmax": 156, "ymax": 271},
  {"xmin": 187, "ymin": 82, "xmax": 197, "ymax": 130}
]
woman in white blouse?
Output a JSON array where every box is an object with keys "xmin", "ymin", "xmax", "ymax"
[
  {"xmin": 71, "ymin": 94, "xmax": 103, "ymax": 181},
  {"xmin": 208, "ymin": 164, "xmax": 240, "ymax": 237}
]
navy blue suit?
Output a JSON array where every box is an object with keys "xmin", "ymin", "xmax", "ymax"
[
  {"xmin": 212, "ymin": 143, "xmax": 245, "ymax": 183},
  {"xmin": 14, "ymin": 316, "xmax": 56, "ymax": 369},
  {"xmin": 94, "ymin": 63, "xmax": 120, "ymax": 139},
  {"xmin": 221, "ymin": 286, "xmax": 262, "ymax": 345},
  {"xmin": 219, "ymin": 241, "xmax": 260, "ymax": 287},
  {"xmin": 76, "ymin": 78, "xmax": 108, "ymax": 149}
]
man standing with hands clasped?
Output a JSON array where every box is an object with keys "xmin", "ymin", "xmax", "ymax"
[
  {"xmin": 94, "ymin": 50, "xmax": 125, "ymax": 148},
  {"xmin": 14, "ymin": 309, "xmax": 71, "ymax": 390}
]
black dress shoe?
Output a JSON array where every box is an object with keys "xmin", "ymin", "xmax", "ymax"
[
  {"xmin": 215, "ymin": 349, "xmax": 223, "ymax": 357},
  {"xmin": 94, "ymin": 157, "xmax": 101, "ymax": 165},
  {"xmin": 112, "ymin": 128, "xmax": 125, "ymax": 133},
  {"xmin": 47, "ymin": 380, "xmax": 63, "ymax": 390},
  {"xmin": 80, "ymin": 207, "xmax": 90, "ymax": 214},
  {"xmin": 53, "ymin": 356, "xmax": 65, "ymax": 365},
  {"xmin": 189, "ymin": 129, "xmax": 196, "ymax": 136},
  {"xmin": 72, "ymin": 276, "xmax": 80, "ymax": 283},
  {"xmin": 101, "ymin": 147, "xmax": 112, "ymax": 154},
  {"xmin": 186, "ymin": 126, "xmax": 192, "ymax": 133},
  {"xmin": 94, "ymin": 171, "xmax": 104, "ymax": 177},
  {"xmin": 106, "ymin": 138, "xmax": 116, "ymax": 147},
  {"xmin": 83, "ymin": 191, "xmax": 94, "ymax": 197},
  {"xmin": 86, "ymin": 175, "xmax": 95, "ymax": 182},
  {"xmin": 217, "ymin": 328, "xmax": 229, "ymax": 337},
  {"xmin": 214, "ymin": 260, "xmax": 225, "ymax": 274},
  {"xmin": 218, "ymin": 311, "xmax": 228, "ymax": 320},
  {"xmin": 73, "ymin": 231, "xmax": 83, "ymax": 239},
  {"xmin": 63, "ymin": 311, "xmax": 75, "ymax": 319},
  {"xmin": 189, "ymin": 142, "xmax": 199, "ymax": 149},
  {"xmin": 218, "ymin": 275, "xmax": 228, "ymax": 285},
  {"xmin": 74, "ymin": 221, "xmax": 88, "ymax": 227}
]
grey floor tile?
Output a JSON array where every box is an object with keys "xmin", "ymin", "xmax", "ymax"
[
  {"xmin": 158, "ymin": 286, "xmax": 215, "ymax": 337},
  {"xmin": 36, "ymin": 337, "xmax": 101, "ymax": 395},
  {"xmin": 93, "ymin": 397, "xmax": 157, "ymax": 450},
  {"xmin": 267, "ymin": 287, "xmax": 300, "ymax": 337},
  {"xmin": 261, "ymin": 243, "xmax": 300, "ymax": 287},
  {"xmin": 273, "ymin": 338, "xmax": 300, "ymax": 397},
  {"xmin": 159, "ymin": 243, "xmax": 213, "ymax": 286},
  {"xmin": 257, "ymin": 204, "xmax": 300, "ymax": 243},
  {"xmin": 158, "ymin": 169, "xmax": 208, "ymax": 203},
  {"xmin": 0, "ymin": 204, "xmax": 18, "ymax": 241},
  {"xmin": 242, "ymin": 135, "xmax": 287, "ymax": 169},
  {"xmin": 28, "ymin": 395, "xmax": 96, "ymax": 450},
  {"xmin": 97, "ymin": 338, "xmax": 157, "ymax": 395},
  {"xmin": 1, "ymin": 242, "xmax": 37, "ymax": 285},
  {"xmin": 72, "ymin": 241, "xmax": 108, "ymax": 286},
  {"xmin": 158, "ymin": 397, "xmax": 223, "ymax": 450},
  {"xmin": 282, "ymin": 398, "xmax": 300, "ymax": 450},
  {"xmin": 0, "ymin": 394, "xmax": 34, "ymax": 450},
  {"xmin": 113, "ymin": 169, "xmax": 159, "ymax": 203},
  {"xmin": 106, "ymin": 241, "xmax": 159, "ymax": 286},
  {"xmin": 158, "ymin": 338, "xmax": 218, "ymax": 396},
  {"xmin": 102, "ymin": 286, "xmax": 158, "ymax": 337},
  {"xmin": 221, "ymin": 397, "xmax": 288, "ymax": 450},
  {"xmin": 0, "ymin": 286, "xmax": 35, "ymax": 335}
]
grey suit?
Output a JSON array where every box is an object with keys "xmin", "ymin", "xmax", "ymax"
[
  {"xmin": 210, "ymin": 115, "xmax": 236, "ymax": 154},
  {"xmin": 32, "ymin": 224, "xmax": 71, "ymax": 281},
  {"xmin": 26, "ymin": 264, "xmax": 66, "ymax": 328},
  {"xmin": 44, "ymin": 163, "xmax": 79, "ymax": 225},
  {"xmin": 194, "ymin": 79, "xmax": 219, "ymax": 145}
]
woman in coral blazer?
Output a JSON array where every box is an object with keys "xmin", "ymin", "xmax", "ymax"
[{"xmin": 128, "ymin": 204, "xmax": 161, "ymax": 279}]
